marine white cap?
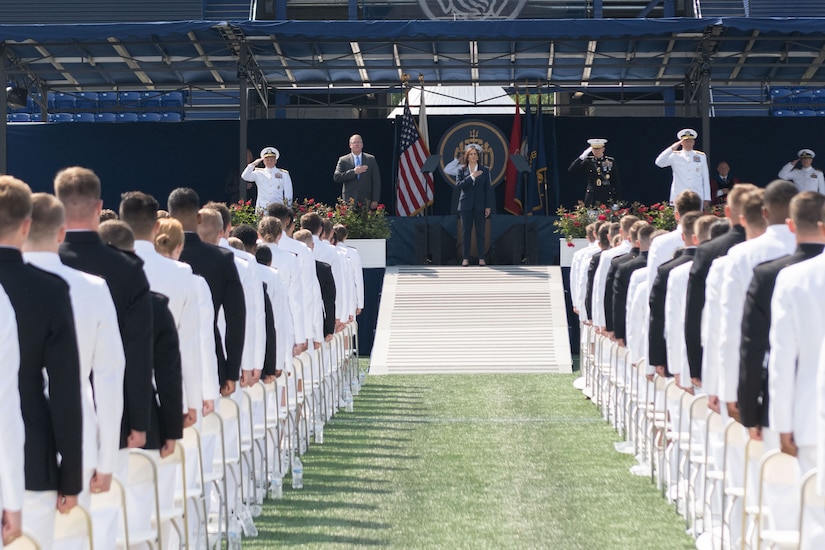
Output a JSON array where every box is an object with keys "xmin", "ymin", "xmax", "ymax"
[
  {"xmin": 261, "ymin": 146, "xmax": 279, "ymax": 159},
  {"xmin": 587, "ymin": 138, "xmax": 607, "ymax": 149}
]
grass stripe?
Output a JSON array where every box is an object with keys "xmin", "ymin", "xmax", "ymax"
[{"xmin": 247, "ymin": 373, "xmax": 694, "ymax": 549}]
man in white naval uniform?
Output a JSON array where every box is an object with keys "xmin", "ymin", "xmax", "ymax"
[
  {"xmin": 645, "ymin": 191, "xmax": 702, "ymax": 299},
  {"xmin": 717, "ymin": 182, "xmax": 796, "ymax": 423},
  {"xmin": 334, "ymin": 224, "xmax": 364, "ymax": 317},
  {"xmin": 258, "ymin": 216, "xmax": 304, "ymax": 355},
  {"xmin": 241, "ymin": 146, "xmax": 294, "ymax": 209},
  {"xmin": 768, "ymin": 218, "xmax": 825, "ymax": 549},
  {"xmin": 574, "ymin": 222, "xmax": 604, "ymax": 321},
  {"xmin": 120, "ymin": 191, "xmax": 204, "ymax": 424},
  {"xmin": 303, "ymin": 213, "xmax": 348, "ymax": 332},
  {"xmin": 591, "ymin": 216, "xmax": 634, "ymax": 333},
  {"xmin": 778, "ymin": 148, "xmax": 825, "ymax": 194},
  {"xmin": 23, "ymin": 194, "xmax": 125, "ymax": 550},
  {"xmin": 570, "ymin": 223, "xmax": 598, "ymax": 318},
  {"xmin": 0, "ymin": 287, "xmax": 25, "ymax": 547},
  {"xmin": 267, "ymin": 203, "xmax": 324, "ymax": 348},
  {"xmin": 655, "ymin": 129, "xmax": 711, "ymax": 209}
]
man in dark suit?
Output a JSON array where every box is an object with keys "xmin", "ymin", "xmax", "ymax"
[
  {"xmin": 685, "ymin": 184, "xmax": 755, "ymax": 385},
  {"xmin": 739, "ymin": 191, "xmax": 825, "ymax": 444},
  {"xmin": 613, "ymin": 223, "xmax": 656, "ymax": 346},
  {"xmin": 0, "ymin": 176, "xmax": 83, "ymax": 543},
  {"xmin": 333, "ymin": 134, "xmax": 382, "ymax": 209},
  {"xmin": 54, "ymin": 166, "xmax": 153, "ymax": 451},
  {"xmin": 649, "ymin": 211, "xmax": 702, "ymax": 377},
  {"xmin": 168, "ymin": 188, "xmax": 246, "ymax": 396}
]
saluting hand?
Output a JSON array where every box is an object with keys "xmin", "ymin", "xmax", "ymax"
[{"xmin": 670, "ymin": 141, "xmax": 682, "ymax": 152}]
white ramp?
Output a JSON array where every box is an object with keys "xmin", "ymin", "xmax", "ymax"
[{"xmin": 370, "ymin": 266, "xmax": 572, "ymax": 375}]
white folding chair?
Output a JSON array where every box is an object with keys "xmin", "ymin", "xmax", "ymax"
[
  {"xmin": 54, "ymin": 504, "xmax": 94, "ymax": 549},
  {"xmin": 180, "ymin": 426, "xmax": 209, "ymax": 549},
  {"xmin": 200, "ymin": 411, "xmax": 228, "ymax": 543},
  {"xmin": 124, "ymin": 450, "xmax": 162, "ymax": 548},
  {"xmin": 754, "ymin": 451, "xmax": 801, "ymax": 549},
  {"xmin": 217, "ymin": 397, "xmax": 245, "ymax": 513},
  {"xmin": 5, "ymin": 533, "xmax": 41, "ymax": 550},
  {"xmin": 157, "ymin": 442, "xmax": 186, "ymax": 548}
]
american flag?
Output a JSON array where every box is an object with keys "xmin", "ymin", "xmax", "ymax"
[{"xmin": 396, "ymin": 98, "xmax": 433, "ymax": 216}]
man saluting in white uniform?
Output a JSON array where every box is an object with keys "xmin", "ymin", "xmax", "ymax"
[
  {"xmin": 655, "ymin": 128, "xmax": 711, "ymax": 209},
  {"xmin": 242, "ymin": 146, "xmax": 294, "ymax": 209}
]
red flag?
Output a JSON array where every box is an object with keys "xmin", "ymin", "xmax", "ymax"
[
  {"xmin": 396, "ymin": 96, "xmax": 433, "ymax": 216},
  {"xmin": 504, "ymin": 93, "xmax": 523, "ymax": 215}
]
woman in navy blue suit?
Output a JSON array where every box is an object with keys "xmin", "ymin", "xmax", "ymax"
[{"xmin": 456, "ymin": 144, "xmax": 493, "ymax": 266}]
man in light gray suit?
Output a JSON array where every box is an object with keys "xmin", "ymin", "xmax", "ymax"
[{"xmin": 334, "ymin": 134, "xmax": 381, "ymax": 209}]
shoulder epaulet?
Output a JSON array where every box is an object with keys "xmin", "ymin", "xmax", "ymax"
[
  {"xmin": 694, "ymin": 150, "xmax": 706, "ymax": 155},
  {"xmin": 280, "ymin": 168, "xmax": 288, "ymax": 173}
]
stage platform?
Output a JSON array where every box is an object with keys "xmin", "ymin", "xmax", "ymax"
[{"xmin": 370, "ymin": 266, "xmax": 573, "ymax": 375}]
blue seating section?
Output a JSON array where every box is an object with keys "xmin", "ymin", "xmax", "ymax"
[
  {"xmin": 767, "ymin": 86, "xmax": 825, "ymax": 117},
  {"xmin": 6, "ymin": 90, "xmax": 188, "ymax": 123}
]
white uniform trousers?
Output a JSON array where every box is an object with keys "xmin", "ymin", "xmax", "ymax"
[{"xmin": 23, "ymin": 490, "xmax": 57, "ymax": 550}]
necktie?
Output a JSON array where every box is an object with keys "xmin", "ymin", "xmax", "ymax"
[{"xmin": 355, "ymin": 155, "xmax": 361, "ymax": 180}]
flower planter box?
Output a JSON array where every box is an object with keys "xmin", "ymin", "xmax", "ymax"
[
  {"xmin": 559, "ymin": 238, "xmax": 589, "ymax": 267},
  {"xmin": 347, "ymin": 238, "xmax": 387, "ymax": 268}
]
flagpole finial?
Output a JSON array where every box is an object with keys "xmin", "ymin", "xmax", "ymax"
[
  {"xmin": 418, "ymin": 73, "xmax": 424, "ymax": 84},
  {"xmin": 401, "ymin": 73, "xmax": 410, "ymax": 86}
]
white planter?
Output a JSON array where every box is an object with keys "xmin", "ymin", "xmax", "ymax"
[
  {"xmin": 347, "ymin": 238, "xmax": 387, "ymax": 268},
  {"xmin": 559, "ymin": 238, "xmax": 589, "ymax": 267}
]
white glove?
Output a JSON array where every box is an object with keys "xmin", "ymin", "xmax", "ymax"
[{"xmin": 579, "ymin": 147, "xmax": 593, "ymax": 160}]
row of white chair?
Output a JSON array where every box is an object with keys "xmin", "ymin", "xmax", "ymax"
[
  {"xmin": 8, "ymin": 323, "xmax": 364, "ymax": 549},
  {"xmin": 579, "ymin": 324, "xmax": 825, "ymax": 550}
]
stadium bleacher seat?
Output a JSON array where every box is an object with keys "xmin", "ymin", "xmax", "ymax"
[
  {"xmin": 117, "ymin": 112, "xmax": 139, "ymax": 122},
  {"xmin": 50, "ymin": 113, "xmax": 74, "ymax": 123},
  {"xmin": 161, "ymin": 112, "xmax": 182, "ymax": 122},
  {"xmin": 795, "ymin": 109, "xmax": 816, "ymax": 117},
  {"xmin": 139, "ymin": 112, "xmax": 162, "ymax": 122},
  {"xmin": 7, "ymin": 113, "xmax": 32, "ymax": 122},
  {"xmin": 97, "ymin": 92, "xmax": 118, "ymax": 109},
  {"xmin": 74, "ymin": 112, "xmax": 95, "ymax": 122},
  {"xmin": 118, "ymin": 91, "xmax": 141, "ymax": 109},
  {"xmin": 141, "ymin": 91, "xmax": 162, "ymax": 108},
  {"xmin": 75, "ymin": 92, "xmax": 98, "ymax": 110},
  {"xmin": 771, "ymin": 109, "xmax": 794, "ymax": 117},
  {"xmin": 161, "ymin": 91, "xmax": 184, "ymax": 108},
  {"xmin": 53, "ymin": 93, "xmax": 76, "ymax": 110},
  {"xmin": 96, "ymin": 112, "xmax": 117, "ymax": 123}
]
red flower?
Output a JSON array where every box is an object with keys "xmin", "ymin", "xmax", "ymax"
[
  {"xmin": 638, "ymin": 205, "xmax": 648, "ymax": 213},
  {"xmin": 598, "ymin": 214, "xmax": 607, "ymax": 221},
  {"xmin": 308, "ymin": 199, "xmax": 315, "ymax": 205},
  {"xmin": 299, "ymin": 206, "xmax": 306, "ymax": 213},
  {"xmin": 567, "ymin": 242, "xmax": 575, "ymax": 247},
  {"xmin": 573, "ymin": 221, "xmax": 581, "ymax": 227},
  {"xmin": 327, "ymin": 212, "xmax": 333, "ymax": 218},
  {"xmin": 245, "ymin": 200, "xmax": 251, "ymax": 206},
  {"xmin": 378, "ymin": 204, "xmax": 386, "ymax": 210}
]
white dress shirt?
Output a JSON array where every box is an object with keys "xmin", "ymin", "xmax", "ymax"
[
  {"xmin": 193, "ymin": 276, "xmax": 220, "ymax": 402},
  {"xmin": 313, "ymin": 236, "xmax": 348, "ymax": 323},
  {"xmin": 626, "ymin": 267, "xmax": 650, "ymax": 368},
  {"xmin": 340, "ymin": 243, "xmax": 364, "ymax": 311},
  {"xmin": 279, "ymin": 235, "xmax": 323, "ymax": 343},
  {"xmin": 134, "ymin": 241, "xmax": 203, "ymax": 410},
  {"xmin": 665, "ymin": 261, "xmax": 693, "ymax": 383},
  {"xmin": 645, "ymin": 227, "xmax": 683, "ymax": 297},
  {"xmin": 0, "ymin": 285, "xmax": 25, "ymax": 512},
  {"xmin": 240, "ymin": 164, "xmax": 294, "ymax": 209},
  {"xmin": 717, "ymin": 225, "xmax": 796, "ymax": 403},
  {"xmin": 336, "ymin": 244, "xmax": 356, "ymax": 320},
  {"xmin": 655, "ymin": 147, "xmax": 711, "ymax": 203},
  {"xmin": 591, "ymin": 240, "xmax": 631, "ymax": 328},
  {"xmin": 817, "ymin": 339, "xmax": 825, "ymax": 495},
  {"xmin": 257, "ymin": 264, "xmax": 292, "ymax": 374},
  {"xmin": 769, "ymin": 254, "xmax": 825, "ymax": 448},
  {"xmin": 570, "ymin": 241, "xmax": 597, "ymax": 310},
  {"xmin": 575, "ymin": 245, "xmax": 602, "ymax": 319},
  {"xmin": 219, "ymin": 239, "xmax": 266, "ymax": 373},
  {"xmin": 24, "ymin": 252, "xmax": 125, "ymax": 476},
  {"xmin": 265, "ymin": 243, "xmax": 304, "ymax": 346},
  {"xmin": 778, "ymin": 162, "xmax": 825, "ymax": 193},
  {"xmin": 701, "ymin": 257, "xmax": 728, "ymax": 396}
]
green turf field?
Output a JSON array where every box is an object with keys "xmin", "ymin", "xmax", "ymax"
[{"xmin": 247, "ymin": 373, "xmax": 694, "ymax": 549}]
